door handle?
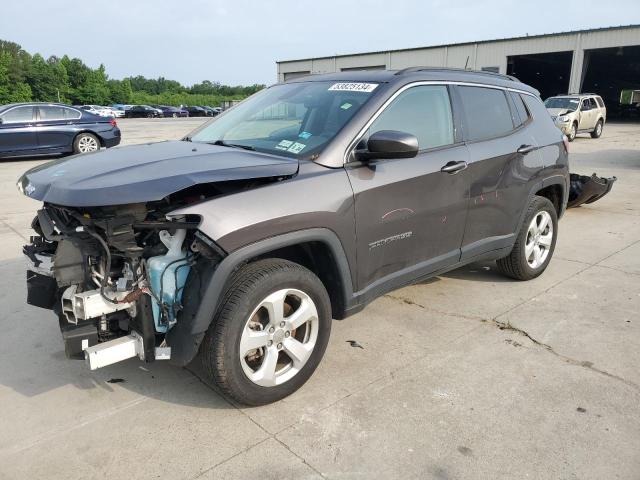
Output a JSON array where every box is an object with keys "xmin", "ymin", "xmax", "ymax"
[
  {"xmin": 517, "ymin": 144, "xmax": 536, "ymax": 155},
  {"xmin": 441, "ymin": 161, "xmax": 468, "ymax": 174}
]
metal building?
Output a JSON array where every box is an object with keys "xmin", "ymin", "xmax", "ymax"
[{"xmin": 277, "ymin": 24, "xmax": 640, "ymax": 114}]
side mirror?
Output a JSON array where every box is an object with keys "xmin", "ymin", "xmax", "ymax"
[{"xmin": 356, "ymin": 130, "xmax": 419, "ymax": 161}]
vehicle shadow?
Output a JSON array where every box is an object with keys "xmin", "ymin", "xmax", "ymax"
[{"xmin": 441, "ymin": 260, "xmax": 514, "ymax": 283}]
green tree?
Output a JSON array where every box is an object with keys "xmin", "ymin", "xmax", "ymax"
[
  {"xmin": 107, "ymin": 78, "xmax": 132, "ymax": 104},
  {"xmin": 27, "ymin": 54, "xmax": 69, "ymax": 102},
  {"xmin": 0, "ymin": 51, "xmax": 32, "ymax": 103},
  {"xmin": 74, "ymin": 64, "xmax": 110, "ymax": 104}
]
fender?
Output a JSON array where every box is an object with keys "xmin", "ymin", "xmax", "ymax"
[
  {"xmin": 542, "ymin": 174, "xmax": 569, "ymax": 218},
  {"xmin": 166, "ymin": 228, "xmax": 355, "ymax": 366},
  {"xmin": 520, "ymin": 174, "xmax": 567, "ymax": 224}
]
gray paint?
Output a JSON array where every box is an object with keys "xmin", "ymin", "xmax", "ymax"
[
  {"xmin": 20, "ymin": 69, "xmax": 569, "ymax": 365},
  {"xmin": 18, "ymin": 141, "xmax": 299, "ymax": 207}
]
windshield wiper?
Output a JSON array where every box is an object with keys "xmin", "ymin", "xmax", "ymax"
[{"xmin": 211, "ymin": 140, "xmax": 256, "ymax": 151}]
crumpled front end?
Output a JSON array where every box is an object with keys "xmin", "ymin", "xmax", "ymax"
[{"xmin": 24, "ymin": 202, "xmax": 223, "ymax": 370}]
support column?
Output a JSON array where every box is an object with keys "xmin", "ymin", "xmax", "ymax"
[{"xmin": 568, "ymin": 33, "xmax": 584, "ymax": 94}]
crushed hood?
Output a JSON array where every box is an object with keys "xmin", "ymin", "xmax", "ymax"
[
  {"xmin": 546, "ymin": 108, "xmax": 573, "ymax": 117},
  {"xmin": 18, "ymin": 141, "xmax": 299, "ymax": 206}
]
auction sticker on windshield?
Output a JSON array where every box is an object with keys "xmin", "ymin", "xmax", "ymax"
[{"xmin": 328, "ymin": 83, "xmax": 378, "ymax": 93}]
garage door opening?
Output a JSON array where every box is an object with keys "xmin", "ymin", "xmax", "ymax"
[
  {"xmin": 581, "ymin": 45, "xmax": 640, "ymax": 119},
  {"xmin": 507, "ymin": 51, "xmax": 573, "ymax": 100}
]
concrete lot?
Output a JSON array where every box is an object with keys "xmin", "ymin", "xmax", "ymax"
[{"xmin": 0, "ymin": 118, "xmax": 638, "ymax": 480}]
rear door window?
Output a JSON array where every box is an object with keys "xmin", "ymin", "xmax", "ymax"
[
  {"xmin": 369, "ymin": 85, "xmax": 454, "ymax": 150},
  {"xmin": 38, "ymin": 106, "xmax": 67, "ymax": 121},
  {"xmin": 1, "ymin": 106, "xmax": 35, "ymax": 124},
  {"xmin": 457, "ymin": 86, "xmax": 514, "ymax": 141}
]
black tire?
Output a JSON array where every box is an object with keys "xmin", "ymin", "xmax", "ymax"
[
  {"xmin": 496, "ymin": 195, "xmax": 558, "ymax": 281},
  {"xmin": 567, "ymin": 122, "xmax": 577, "ymax": 142},
  {"xmin": 172, "ymin": 113, "xmax": 178, "ymax": 118},
  {"xmin": 146, "ymin": 113, "xmax": 153, "ymax": 118},
  {"xmin": 72, "ymin": 132, "xmax": 100, "ymax": 154},
  {"xmin": 591, "ymin": 119, "xmax": 604, "ymax": 138},
  {"xmin": 201, "ymin": 259, "xmax": 332, "ymax": 406}
]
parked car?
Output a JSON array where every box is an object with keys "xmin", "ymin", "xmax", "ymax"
[
  {"xmin": 185, "ymin": 106, "xmax": 208, "ymax": 117},
  {"xmin": 19, "ymin": 69, "xmax": 569, "ymax": 405},
  {"xmin": 158, "ymin": 106, "xmax": 189, "ymax": 118},
  {"xmin": 109, "ymin": 107, "xmax": 126, "ymax": 118},
  {"xmin": 544, "ymin": 94, "xmax": 606, "ymax": 141},
  {"xmin": 0, "ymin": 102, "xmax": 120, "ymax": 158},
  {"xmin": 125, "ymin": 105, "xmax": 162, "ymax": 118},
  {"xmin": 202, "ymin": 106, "xmax": 220, "ymax": 117},
  {"xmin": 78, "ymin": 105, "xmax": 114, "ymax": 117}
]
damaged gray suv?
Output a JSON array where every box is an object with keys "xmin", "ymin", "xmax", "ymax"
[{"xmin": 19, "ymin": 68, "xmax": 569, "ymax": 405}]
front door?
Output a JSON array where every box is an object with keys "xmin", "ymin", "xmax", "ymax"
[
  {"xmin": 0, "ymin": 106, "xmax": 37, "ymax": 155},
  {"xmin": 346, "ymin": 85, "xmax": 469, "ymax": 295},
  {"xmin": 578, "ymin": 98, "xmax": 596, "ymax": 130}
]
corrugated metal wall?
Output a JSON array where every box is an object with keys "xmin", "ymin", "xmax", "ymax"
[{"xmin": 277, "ymin": 25, "xmax": 640, "ymax": 94}]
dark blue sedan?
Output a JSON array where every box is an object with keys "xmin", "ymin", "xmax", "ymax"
[
  {"xmin": 159, "ymin": 106, "xmax": 189, "ymax": 118},
  {"xmin": 0, "ymin": 103, "xmax": 121, "ymax": 158}
]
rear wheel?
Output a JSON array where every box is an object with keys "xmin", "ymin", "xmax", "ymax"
[
  {"xmin": 73, "ymin": 133, "xmax": 100, "ymax": 154},
  {"xmin": 496, "ymin": 196, "xmax": 558, "ymax": 281},
  {"xmin": 591, "ymin": 119, "xmax": 603, "ymax": 138},
  {"xmin": 201, "ymin": 259, "xmax": 332, "ymax": 405}
]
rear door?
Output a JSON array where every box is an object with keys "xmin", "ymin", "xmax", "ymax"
[
  {"xmin": 455, "ymin": 85, "xmax": 544, "ymax": 260},
  {"xmin": 0, "ymin": 106, "xmax": 37, "ymax": 155},
  {"xmin": 36, "ymin": 106, "xmax": 82, "ymax": 151},
  {"xmin": 346, "ymin": 84, "xmax": 470, "ymax": 292}
]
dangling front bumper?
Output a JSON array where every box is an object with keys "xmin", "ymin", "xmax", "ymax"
[{"xmin": 567, "ymin": 173, "xmax": 617, "ymax": 209}]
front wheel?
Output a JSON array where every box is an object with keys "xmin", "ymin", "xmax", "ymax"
[
  {"xmin": 567, "ymin": 122, "xmax": 577, "ymax": 142},
  {"xmin": 496, "ymin": 195, "xmax": 558, "ymax": 281},
  {"xmin": 73, "ymin": 132, "xmax": 100, "ymax": 154},
  {"xmin": 201, "ymin": 259, "xmax": 332, "ymax": 405}
]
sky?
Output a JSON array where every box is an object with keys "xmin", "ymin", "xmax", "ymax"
[{"xmin": 1, "ymin": 0, "xmax": 638, "ymax": 86}]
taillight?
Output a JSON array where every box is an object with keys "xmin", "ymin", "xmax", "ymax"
[
  {"xmin": 110, "ymin": 119, "xmax": 117, "ymax": 128},
  {"xmin": 562, "ymin": 134, "xmax": 569, "ymax": 153}
]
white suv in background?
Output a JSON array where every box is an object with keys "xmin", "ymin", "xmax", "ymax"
[{"xmin": 544, "ymin": 94, "xmax": 606, "ymax": 141}]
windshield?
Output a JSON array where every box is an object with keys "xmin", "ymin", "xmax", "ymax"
[
  {"xmin": 189, "ymin": 81, "xmax": 379, "ymax": 158},
  {"xmin": 544, "ymin": 97, "xmax": 580, "ymax": 111}
]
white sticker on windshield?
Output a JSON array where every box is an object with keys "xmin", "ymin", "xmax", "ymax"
[
  {"xmin": 287, "ymin": 142, "xmax": 306, "ymax": 154},
  {"xmin": 275, "ymin": 140, "xmax": 294, "ymax": 151},
  {"xmin": 328, "ymin": 82, "xmax": 378, "ymax": 93}
]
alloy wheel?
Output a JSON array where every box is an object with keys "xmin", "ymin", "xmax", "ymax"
[
  {"xmin": 239, "ymin": 288, "xmax": 319, "ymax": 387},
  {"xmin": 525, "ymin": 211, "xmax": 553, "ymax": 269},
  {"xmin": 77, "ymin": 135, "xmax": 98, "ymax": 153}
]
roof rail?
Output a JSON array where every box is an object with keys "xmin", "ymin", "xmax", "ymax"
[{"xmin": 394, "ymin": 66, "xmax": 519, "ymax": 82}]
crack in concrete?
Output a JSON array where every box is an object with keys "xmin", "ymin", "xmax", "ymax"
[
  {"xmin": 491, "ymin": 318, "xmax": 640, "ymax": 392},
  {"xmin": 385, "ymin": 283, "xmax": 640, "ymax": 393}
]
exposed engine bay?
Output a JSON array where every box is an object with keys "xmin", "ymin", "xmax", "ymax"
[{"xmin": 23, "ymin": 192, "xmax": 228, "ymax": 370}]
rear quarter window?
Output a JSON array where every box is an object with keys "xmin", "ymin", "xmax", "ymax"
[
  {"xmin": 457, "ymin": 86, "xmax": 514, "ymax": 141},
  {"xmin": 509, "ymin": 92, "xmax": 531, "ymax": 126}
]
